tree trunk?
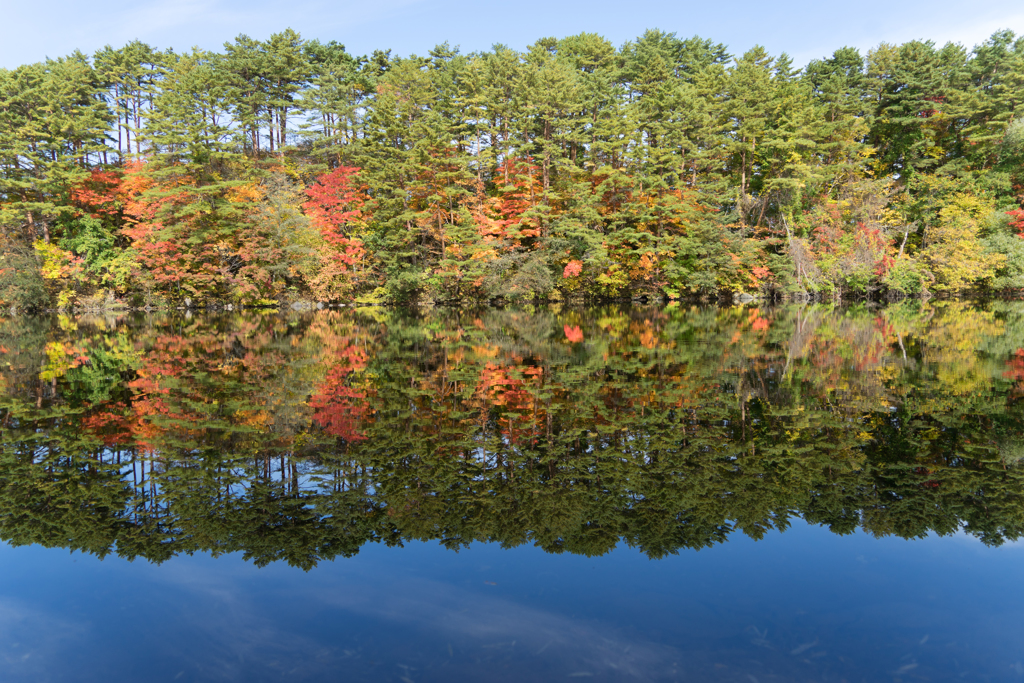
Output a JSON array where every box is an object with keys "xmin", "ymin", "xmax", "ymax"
[{"xmin": 543, "ymin": 119, "xmax": 551, "ymax": 191}]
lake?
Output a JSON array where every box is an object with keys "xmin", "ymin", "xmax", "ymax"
[{"xmin": 2, "ymin": 301, "xmax": 1024, "ymax": 681}]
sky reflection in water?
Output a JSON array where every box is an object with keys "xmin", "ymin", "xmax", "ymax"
[{"xmin": 2, "ymin": 527, "xmax": 1024, "ymax": 682}]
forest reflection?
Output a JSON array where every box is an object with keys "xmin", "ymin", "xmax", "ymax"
[{"xmin": 2, "ymin": 301, "xmax": 1024, "ymax": 569}]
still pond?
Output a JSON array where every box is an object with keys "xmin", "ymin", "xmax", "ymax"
[{"xmin": 2, "ymin": 302, "xmax": 1024, "ymax": 681}]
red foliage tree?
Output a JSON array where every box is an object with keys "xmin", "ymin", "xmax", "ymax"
[
  {"xmin": 120, "ymin": 162, "xmax": 222, "ymax": 297},
  {"xmin": 70, "ymin": 168, "xmax": 123, "ymax": 218},
  {"xmin": 1008, "ymin": 209, "xmax": 1024, "ymax": 239},
  {"xmin": 304, "ymin": 166, "xmax": 369, "ymax": 263}
]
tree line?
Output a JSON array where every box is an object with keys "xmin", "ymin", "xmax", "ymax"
[
  {"xmin": 2, "ymin": 28, "xmax": 1024, "ymax": 308},
  {"xmin": 2, "ymin": 303, "xmax": 1024, "ymax": 566}
]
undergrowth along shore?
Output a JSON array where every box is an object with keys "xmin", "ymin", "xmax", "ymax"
[{"xmin": 9, "ymin": 288, "xmax": 1024, "ymax": 317}]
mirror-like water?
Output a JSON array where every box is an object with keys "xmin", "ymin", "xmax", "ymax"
[{"xmin": 2, "ymin": 302, "xmax": 1024, "ymax": 681}]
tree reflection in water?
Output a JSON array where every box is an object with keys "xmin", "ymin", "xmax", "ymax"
[{"xmin": 2, "ymin": 301, "xmax": 1024, "ymax": 568}]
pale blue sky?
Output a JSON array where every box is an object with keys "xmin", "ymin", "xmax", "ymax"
[{"xmin": 3, "ymin": 0, "xmax": 1023, "ymax": 69}]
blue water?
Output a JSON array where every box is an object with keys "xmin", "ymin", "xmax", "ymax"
[
  {"xmin": 2, "ymin": 521, "xmax": 1022, "ymax": 682},
  {"xmin": 5, "ymin": 304, "xmax": 1024, "ymax": 681}
]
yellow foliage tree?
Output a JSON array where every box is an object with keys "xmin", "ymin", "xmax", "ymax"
[{"xmin": 919, "ymin": 193, "xmax": 1004, "ymax": 291}]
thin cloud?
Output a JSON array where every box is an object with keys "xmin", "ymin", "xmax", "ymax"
[
  {"xmin": 0, "ymin": 597, "xmax": 89, "ymax": 680},
  {"xmin": 145, "ymin": 555, "xmax": 683, "ymax": 679}
]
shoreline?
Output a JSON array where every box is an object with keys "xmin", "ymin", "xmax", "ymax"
[{"xmin": 7, "ymin": 288, "xmax": 1024, "ymax": 317}]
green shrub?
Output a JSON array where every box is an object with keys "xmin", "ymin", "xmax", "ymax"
[
  {"xmin": 983, "ymin": 230, "xmax": 1024, "ymax": 290},
  {"xmin": 0, "ymin": 248, "xmax": 49, "ymax": 310},
  {"xmin": 882, "ymin": 257, "xmax": 927, "ymax": 295}
]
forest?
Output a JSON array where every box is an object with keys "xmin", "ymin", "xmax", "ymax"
[
  {"xmin": 2, "ymin": 28, "xmax": 1024, "ymax": 308},
  {"xmin": 2, "ymin": 302, "xmax": 1024, "ymax": 566}
]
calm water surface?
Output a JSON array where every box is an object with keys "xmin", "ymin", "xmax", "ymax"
[{"xmin": 2, "ymin": 302, "xmax": 1024, "ymax": 681}]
